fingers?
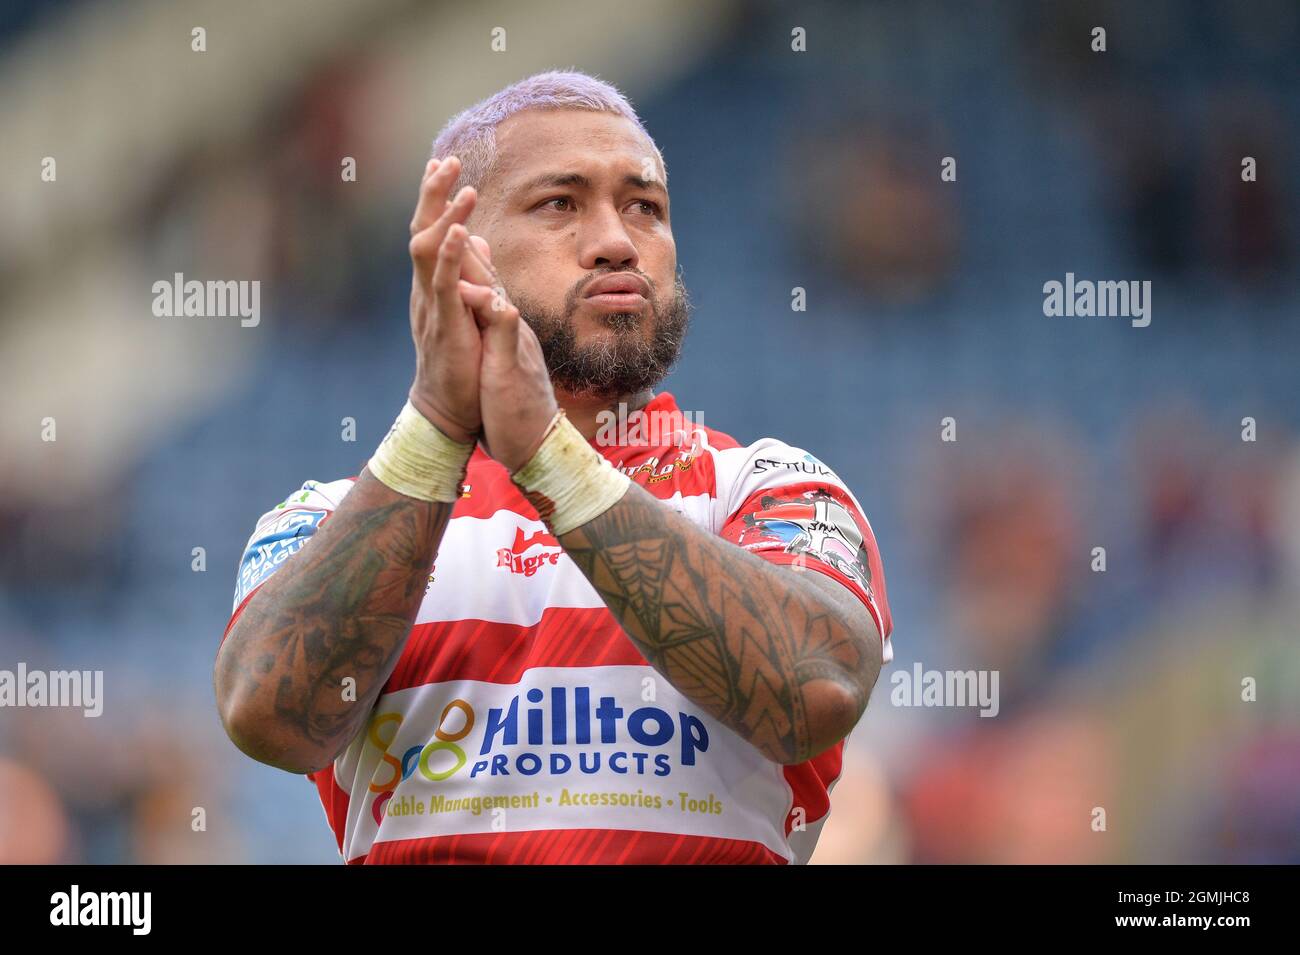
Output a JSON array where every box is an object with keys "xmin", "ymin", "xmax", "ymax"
[
  {"xmin": 460, "ymin": 235, "xmax": 511, "ymax": 314},
  {"xmin": 411, "ymin": 184, "xmax": 477, "ymax": 288},
  {"xmin": 409, "ymin": 156, "xmax": 459, "ymax": 237},
  {"xmin": 468, "ymin": 234, "xmax": 492, "ymax": 264},
  {"xmin": 457, "ymin": 279, "xmax": 498, "ymax": 328},
  {"xmin": 459, "ymin": 279, "xmax": 520, "ymax": 347},
  {"xmin": 409, "ymin": 154, "xmax": 474, "ymax": 287},
  {"xmin": 461, "ymin": 234, "xmax": 499, "ymax": 289},
  {"xmin": 433, "ymin": 224, "xmax": 471, "ymax": 330}
]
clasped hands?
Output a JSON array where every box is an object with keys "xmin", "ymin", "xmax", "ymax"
[{"xmin": 405, "ymin": 155, "xmax": 558, "ymax": 473}]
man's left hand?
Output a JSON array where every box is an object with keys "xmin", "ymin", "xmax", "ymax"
[{"xmin": 457, "ymin": 247, "xmax": 558, "ymax": 473}]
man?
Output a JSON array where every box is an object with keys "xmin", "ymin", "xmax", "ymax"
[{"xmin": 214, "ymin": 70, "xmax": 893, "ymax": 864}]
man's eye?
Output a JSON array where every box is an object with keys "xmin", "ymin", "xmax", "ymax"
[
  {"xmin": 541, "ymin": 197, "xmax": 572, "ymax": 212},
  {"xmin": 629, "ymin": 199, "xmax": 661, "ymax": 216}
]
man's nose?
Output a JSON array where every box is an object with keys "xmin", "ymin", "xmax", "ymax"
[{"xmin": 578, "ymin": 205, "xmax": 639, "ymax": 270}]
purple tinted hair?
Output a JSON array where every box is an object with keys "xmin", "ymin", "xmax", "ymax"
[{"xmin": 430, "ymin": 69, "xmax": 666, "ymax": 195}]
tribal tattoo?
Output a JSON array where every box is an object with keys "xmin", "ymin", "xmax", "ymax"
[
  {"xmin": 560, "ymin": 483, "xmax": 883, "ymax": 765},
  {"xmin": 215, "ymin": 469, "xmax": 452, "ymax": 773}
]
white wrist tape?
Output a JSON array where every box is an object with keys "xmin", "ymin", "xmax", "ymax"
[
  {"xmin": 511, "ymin": 410, "xmax": 631, "ymax": 535},
  {"xmin": 368, "ymin": 400, "xmax": 474, "ymax": 503}
]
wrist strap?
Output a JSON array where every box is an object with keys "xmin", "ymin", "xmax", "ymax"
[
  {"xmin": 368, "ymin": 400, "xmax": 474, "ymax": 503},
  {"xmin": 511, "ymin": 410, "xmax": 631, "ymax": 535}
]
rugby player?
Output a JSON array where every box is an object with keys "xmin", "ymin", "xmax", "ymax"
[{"xmin": 214, "ymin": 70, "xmax": 893, "ymax": 864}]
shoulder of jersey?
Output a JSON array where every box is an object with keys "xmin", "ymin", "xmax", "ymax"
[
  {"xmin": 252, "ymin": 430, "xmax": 854, "ymax": 523},
  {"xmin": 713, "ymin": 436, "xmax": 854, "ymax": 496},
  {"xmin": 233, "ymin": 478, "xmax": 360, "ymax": 612},
  {"xmin": 256, "ymin": 477, "xmax": 358, "ymax": 522},
  {"xmin": 241, "ymin": 477, "xmax": 354, "ymax": 540}
]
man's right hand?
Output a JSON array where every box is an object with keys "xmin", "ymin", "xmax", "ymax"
[
  {"xmin": 216, "ymin": 155, "xmax": 504, "ymax": 776},
  {"xmin": 406, "ymin": 155, "xmax": 496, "ymax": 445}
]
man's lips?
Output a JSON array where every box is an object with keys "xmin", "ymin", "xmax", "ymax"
[
  {"xmin": 583, "ymin": 273, "xmax": 651, "ymax": 305},
  {"xmin": 585, "ymin": 291, "xmax": 647, "ymax": 308}
]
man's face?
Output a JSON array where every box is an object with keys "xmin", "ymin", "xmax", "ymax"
[{"xmin": 468, "ymin": 108, "xmax": 690, "ymax": 400}]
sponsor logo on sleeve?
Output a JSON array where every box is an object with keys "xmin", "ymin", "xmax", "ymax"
[
  {"xmin": 751, "ymin": 452, "xmax": 838, "ymax": 480},
  {"xmin": 738, "ymin": 490, "xmax": 872, "ymax": 590},
  {"xmin": 234, "ymin": 507, "xmax": 328, "ymax": 604}
]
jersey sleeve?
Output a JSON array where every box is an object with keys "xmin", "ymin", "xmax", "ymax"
[
  {"xmin": 713, "ymin": 439, "xmax": 893, "ymax": 663},
  {"xmin": 224, "ymin": 478, "xmax": 357, "ymax": 640}
]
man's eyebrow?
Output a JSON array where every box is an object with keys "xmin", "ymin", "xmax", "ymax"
[
  {"xmin": 520, "ymin": 172, "xmax": 592, "ymax": 192},
  {"xmin": 517, "ymin": 172, "xmax": 667, "ymax": 196},
  {"xmin": 624, "ymin": 174, "xmax": 667, "ymax": 196}
]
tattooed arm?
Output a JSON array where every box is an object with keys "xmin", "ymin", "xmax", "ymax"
[
  {"xmin": 215, "ymin": 154, "xmax": 495, "ymax": 774},
  {"xmin": 560, "ymin": 483, "xmax": 883, "ymax": 766},
  {"xmin": 214, "ymin": 470, "xmax": 452, "ymax": 774},
  {"xmin": 460, "ymin": 250, "xmax": 882, "ymax": 766}
]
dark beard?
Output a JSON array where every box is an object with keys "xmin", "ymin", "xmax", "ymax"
[{"xmin": 508, "ymin": 273, "xmax": 692, "ymax": 400}]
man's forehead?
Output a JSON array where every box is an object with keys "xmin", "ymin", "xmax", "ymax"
[{"xmin": 493, "ymin": 109, "xmax": 660, "ymax": 187}]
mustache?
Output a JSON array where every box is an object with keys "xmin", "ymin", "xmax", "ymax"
[{"xmin": 508, "ymin": 273, "xmax": 692, "ymax": 400}]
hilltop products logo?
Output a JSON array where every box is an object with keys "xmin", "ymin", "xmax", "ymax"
[
  {"xmin": 594, "ymin": 401, "xmax": 704, "ymax": 448},
  {"xmin": 152, "ymin": 272, "xmax": 260, "ymax": 327},
  {"xmin": 496, "ymin": 527, "xmax": 561, "ymax": 576},
  {"xmin": 367, "ymin": 685, "xmax": 711, "ymax": 822},
  {"xmin": 1042, "ymin": 272, "xmax": 1151, "ymax": 327},
  {"xmin": 0, "ymin": 664, "xmax": 103, "ymax": 717}
]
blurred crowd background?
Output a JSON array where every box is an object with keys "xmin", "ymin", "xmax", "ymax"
[{"xmin": 1, "ymin": 0, "xmax": 1298, "ymax": 864}]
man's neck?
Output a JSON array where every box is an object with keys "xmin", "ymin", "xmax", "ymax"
[{"xmin": 558, "ymin": 387, "xmax": 656, "ymax": 442}]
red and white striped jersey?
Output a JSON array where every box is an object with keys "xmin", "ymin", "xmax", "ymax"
[{"xmin": 222, "ymin": 391, "xmax": 892, "ymax": 864}]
